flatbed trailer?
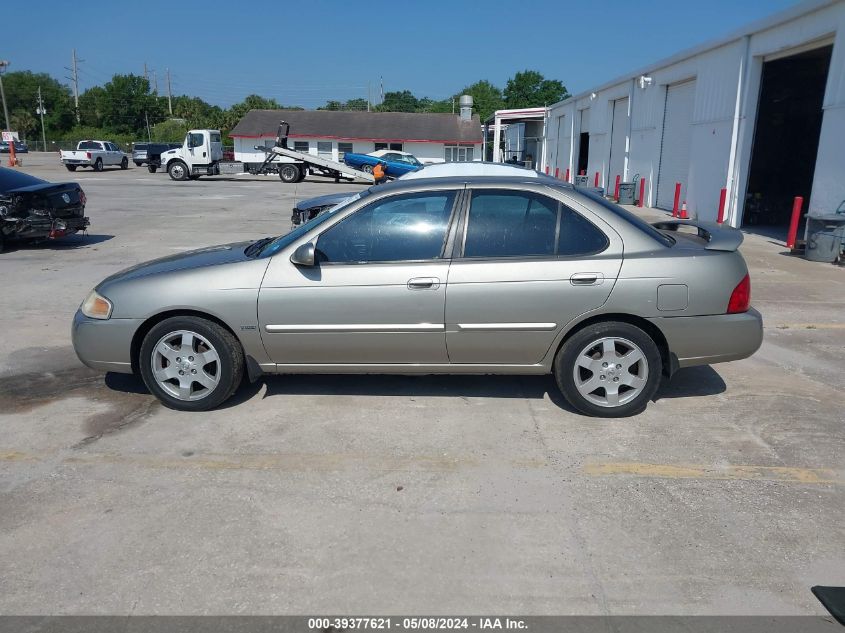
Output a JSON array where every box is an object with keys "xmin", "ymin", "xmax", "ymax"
[{"xmin": 264, "ymin": 121, "xmax": 375, "ymax": 184}]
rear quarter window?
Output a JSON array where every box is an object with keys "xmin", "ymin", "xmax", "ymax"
[{"xmin": 577, "ymin": 189, "xmax": 675, "ymax": 247}]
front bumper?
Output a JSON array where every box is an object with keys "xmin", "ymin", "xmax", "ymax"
[
  {"xmin": 71, "ymin": 309, "xmax": 142, "ymax": 374},
  {"xmin": 648, "ymin": 307, "xmax": 764, "ymax": 368}
]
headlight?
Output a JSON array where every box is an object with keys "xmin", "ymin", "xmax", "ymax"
[{"xmin": 80, "ymin": 290, "xmax": 113, "ymax": 320}]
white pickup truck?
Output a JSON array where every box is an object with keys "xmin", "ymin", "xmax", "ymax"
[{"xmin": 61, "ymin": 140, "xmax": 129, "ymax": 172}]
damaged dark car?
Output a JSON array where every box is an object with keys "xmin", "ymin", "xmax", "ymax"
[{"xmin": 0, "ymin": 167, "xmax": 89, "ymax": 252}]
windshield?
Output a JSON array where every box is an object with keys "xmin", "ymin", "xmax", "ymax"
[
  {"xmin": 257, "ymin": 190, "xmax": 370, "ymax": 258},
  {"xmin": 407, "ymin": 156, "xmax": 422, "ymax": 166}
]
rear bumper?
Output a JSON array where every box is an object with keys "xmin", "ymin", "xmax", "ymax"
[
  {"xmin": 648, "ymin": 308, "xmax": 763, "ymax": 368},
  {"xmin": 71, "ymin": 310, "xmax": 140, "ymax": 374},
  {"xmin": 13, "ymin": 215, "xmax": 89, "ymax": 239}
]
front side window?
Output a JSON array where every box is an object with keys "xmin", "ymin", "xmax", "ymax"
[
  {"xmin": 462, "ymin": 190, "xmax": 608, "ymax": 258},
  {"xmin": 316, "ymin": 191, "xmax": 457, "ymax": 263},
  {"xmin": 189, "ymin": 133, "xmax": 204, "ymax": 148},
  {"xmin": 210, "ymin": 132, "xmax": 221, "ymax": 143}
]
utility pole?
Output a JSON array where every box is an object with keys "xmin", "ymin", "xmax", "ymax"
[
  {"xmin": 65, "ymin": 49, "xmax": 82, "ymax": 124},
  {"xmin": 36, "ymin": 86, "xmax": 47, "ymax": 151},
  {"xmin": 144, "ymin": 63, "xmax": 148, "ymax": 82},
  {"xmin": 367, "ymin": 83, "xmax": 371, "ymax": 112},
  {"xmin": 166, "ymin": 68, "xmax": 172, "ymax": 116},
  {"xmin": 152, "ymin": 70, "xmax": 158, "ymax": 94},
  {"xmin": 145, "ymin": 111, "xmax": 151, "ymax": 141},
  {"xmin": 0, "ymin": 60, "xmax": 10, "ymax": 131}
]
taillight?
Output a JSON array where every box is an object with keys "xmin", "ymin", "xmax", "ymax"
[
  {"xmin": 86, "ymin": 152, "xmax": 91, "ymax": 160},
  {"xmin": 79, "ymin": 190, "xmax": 87, "ymax": 206},
  {"xmin": 727, "ymin": 273, "xmax": 751, "ymax": 314}
]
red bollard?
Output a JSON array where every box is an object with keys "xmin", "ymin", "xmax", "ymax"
[
  {"xmin": 786, "ymin": 196, "xmax": 804, "ymax": 250},
  {"xmin": 545, "ymin": 166, "xmax": 549, "ymax": 174},
  {"xmin": 564, "ymin": 168, "xmax": 570, "ymax": 182},
  {"xmin": 717, "ymin": 188, "xmax": 727, "ymax": 224},
  {"xmin": 672, "ymin": 183, "xmax": 681, "ymax": 217},
  {"xmin": 554, "ymin": 167, "xmax": 559, "ymax": 179},
  {"xmin": 7, "ymin": 140, "xmax": 17, "ymax": 167},
  {"xmin": 594, "ymin": 171, "xmax": 599, "ymax": 187},
  {"xmin": 638, "ymin": 177, "xmax": 647, "ymax": 207},
  {"xmin": 614, "ymin": 175, "xmax": 620, "ymax": 200}
]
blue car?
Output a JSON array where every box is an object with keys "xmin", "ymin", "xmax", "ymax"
[{"xmin": 343, "ymin": 150, "xmax": 423, "ymax": 177}]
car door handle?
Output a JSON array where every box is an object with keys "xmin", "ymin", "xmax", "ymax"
[
  {"xmin": 407, "ymin": 277, "xmax": 440, "ymax": 290},
  {"xmin": 570, "ymin": 272, "xmax": 603, "ymax": 286}
]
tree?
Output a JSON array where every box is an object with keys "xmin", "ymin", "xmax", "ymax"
[
  {"xmin": 456, "ymin": 80, "xmax": 504, "ymax": 122},
  {"xmin": 0, "ymin": 71, "xmax": 75, "ymax": 136},
  {"xmin": 376, "ymin": 90, "xmax": 420, "ymax": 112},
  {"xmin": 79, "ymin": 74, "xmax": 161, "ymax": 135},
  {"xmin": 152, "ymin": 119, "xmax": 189, "ymax": 142},
  {"xmin": 503, "ymin": 70, "xmax": 568, "ymax": 109},
  {"xmin": 11, "ymin": 109, "xmax": 38, "ymax": 138}
]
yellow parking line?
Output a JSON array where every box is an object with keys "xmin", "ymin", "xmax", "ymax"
[{"xmin": 584, "ymin": 461, "xmax": 843, "ymax": 484}]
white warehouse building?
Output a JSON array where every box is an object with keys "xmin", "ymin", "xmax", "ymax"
[{"xmin": 542, "ymin": 0, "xmax": 845, "ymax": 231}]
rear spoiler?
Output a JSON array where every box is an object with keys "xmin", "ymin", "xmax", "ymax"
[{"xmin": 651, "ymin": 220, "xmax": 744, "ymax": 252}]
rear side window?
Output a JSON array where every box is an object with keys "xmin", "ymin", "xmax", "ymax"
[
  {"xmin": 210, "ymin": 132, "xmax": 221, "ymax": 143},
  {"xmin": 578, "ymin": 189, "xmax": 674, "ymax": 247},
  {"xmin": 463, "ymin": 190, "xmax": 608, "ymax": 258}
]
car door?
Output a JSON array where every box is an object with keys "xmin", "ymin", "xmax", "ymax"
[
  {"xmin": 258, "ymin": 188, "xmax": 462, "ymax": 366},
  {"xmin": 445, "ymin": 187, "xmax": 623, "ymax": 365},
  {"xmin": 105, "ymin": 142, "xmax": 119, "ymax": 165}
]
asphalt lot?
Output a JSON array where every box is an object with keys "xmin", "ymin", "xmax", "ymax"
[{"xmin": 1, "ymin": 153, "xmax": 843, "ymax": 615}]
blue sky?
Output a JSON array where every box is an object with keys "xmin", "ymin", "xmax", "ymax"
[{"xmin": 8, "ymin": 0, "xmax": 799, "ymax": 109}]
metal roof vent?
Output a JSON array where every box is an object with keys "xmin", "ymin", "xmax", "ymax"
[{"xmin": 459, "ymin": 94, "xmax": 473, "ymax": 120}]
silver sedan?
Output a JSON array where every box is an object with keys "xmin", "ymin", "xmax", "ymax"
[{"xmin": 72, "ymin": 175, "xmax": 762, "ymax": 417}]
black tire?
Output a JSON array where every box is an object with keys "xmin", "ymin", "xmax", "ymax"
[
  {"xmin": 121, "ymin": 157, "xmax": 128, "ymax": 170},
  {"xmin": 554, "ymin": 321, "xmax": 662, "ymax": 418},
  {"xmin": 168, "ymin": 160, "xmax": 189, "ymax": 181},
  {"xmin": 93, "ymin": 158, "xmax": 103, "ymax": 172},
  {"xmin": 0, "ymin": 231, "xmax": 5, "ymax": 254},
  {"xmin": 296, "ymin": 169, "xmax": 307, "ymax": 182},
  {"xmin": 279, "ymin": 164, "xmax": 300, "ymax": 183},
  {"xmin": 138, "ymin": 316, "xmax": 244, "ymax": 412},
  {"xmin": 147, "ymin": 165, "xmax": 157, "ymax": 173},
  {"xmin": 134, "ymin": 161, "xmax": 143, "ymax": 167},
  {"xmin": 66, "ymin": 165, "xmax": 77, "ymax": 172}
]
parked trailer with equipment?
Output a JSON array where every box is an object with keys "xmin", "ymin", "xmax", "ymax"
[{"xmin": 160, "ymin": 124, "xmax": 376, "ymax": 184}]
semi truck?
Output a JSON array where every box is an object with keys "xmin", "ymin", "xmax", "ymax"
[{"xmin": 160, "ymin": 123, "xmax": 375, "ymax": 184}]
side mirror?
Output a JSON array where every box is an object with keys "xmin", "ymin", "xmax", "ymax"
[{"xmin": 290, "ymin": 242, "xmax": 316, "ymax": 267}]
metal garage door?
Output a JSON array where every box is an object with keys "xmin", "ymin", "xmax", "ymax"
[
  {"xmin": 608, "ymin": 97, "xmax": 629, "ymax": 185},
  {"xmin": 656, "ymin": 80, "xmax": 696, "ymax": 210}
]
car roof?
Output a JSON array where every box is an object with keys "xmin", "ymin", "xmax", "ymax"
[
  {"xmin": 400, "ymin": 161, "xmax": 542, "ymax": 180},
  {"xmin": 373, "ymin": 173, "xmax": 570, "ymax": 194}
]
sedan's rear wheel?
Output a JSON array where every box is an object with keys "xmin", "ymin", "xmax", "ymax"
[
  {"xmin": 139, "ymin": 316, "xmax": 244, "ymax": 411},
  {"xmin": 554, "ymin": 321, "xmax": 662, "ymax": 418}
]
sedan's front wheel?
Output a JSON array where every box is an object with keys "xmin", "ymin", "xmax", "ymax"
[
  {"xmin": 554, "ymin": 321, "xmax": 662, "ymax": 418},
  {"xmin": 139, "ymin": 316, "xmax": 244, "ymax": 411}
]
